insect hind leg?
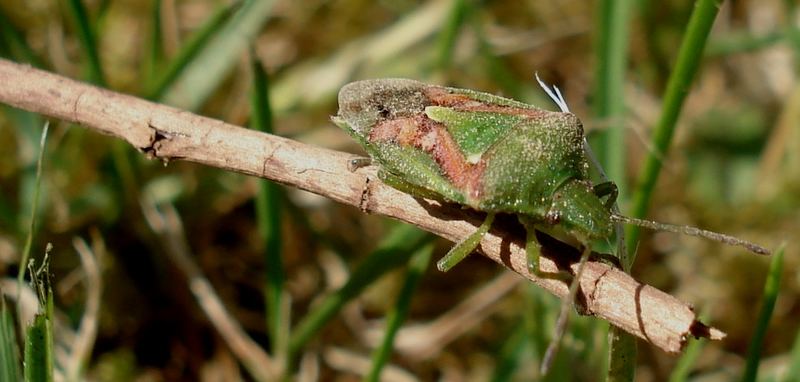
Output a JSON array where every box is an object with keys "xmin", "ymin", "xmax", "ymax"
[{"xmin": 437, "ymin": 213, "xmax": 495, "ymax": 272}]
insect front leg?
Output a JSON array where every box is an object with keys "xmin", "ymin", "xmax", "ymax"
[
  {"xmin": 518, "ymin": 216, "xmax": 571, "ymax": 281},
  {"xmin": 347, "ymin": 157, "xmax": 372, "ymax": 172},
  {"xmin": 437, "ymin": 213, "xmax": 495, "ymax": 272},
  {"xmin": 592, "ymin": 181, "xmax": 618, "ymax": 210}
]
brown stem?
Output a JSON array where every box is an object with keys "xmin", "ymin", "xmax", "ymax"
[{"xmin": 0, "ymin": 58, "xmax": 722, "ymax": 355}]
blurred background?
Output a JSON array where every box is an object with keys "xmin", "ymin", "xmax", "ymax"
[{"xmin": 0, "ymin": 0, "xmax": 797, "ymax": 381}]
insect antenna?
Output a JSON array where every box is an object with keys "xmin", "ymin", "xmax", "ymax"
[{"xmin": 610, "ymin": 214, "xmax": 770, "ymax": 255}]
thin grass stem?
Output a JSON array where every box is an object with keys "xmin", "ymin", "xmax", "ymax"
[
  {"xmin": 365, "ymin": 243, "xmax": 432, "ymax": 382},
  {"xmin": 250, "ymin": 53, "xmax": 287, "ymax": 365},
  {"xmin": 741, "ymin": 245, "xmax": 785, "ymax": 382},
  {"xmin": 65, "ymin": 0, "xmax": 106, "ymax": 86},
  {"xmin": 626, "ymin": 0, "xmax": 722, "ymax": 260}
]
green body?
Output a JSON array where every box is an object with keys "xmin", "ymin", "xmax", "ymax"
[
  {"xmin": 334, "ymin": 78, "xmax": 615, "ymax": 370},
  {"xmin": 333, "ymin": 78, "xmax": 768, "ymax": 377},
  {"xmin": 334, "ymin": 79, "xmax": 613, "ymax": 245}
]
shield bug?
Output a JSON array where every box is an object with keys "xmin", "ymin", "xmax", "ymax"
[
  {"xmin": 333, "ymin": 78, "xmax": 770, "ymax": 374},
  {"xmin": 333, "ymin": 78, "xmax": 768, "ymax": 273}
]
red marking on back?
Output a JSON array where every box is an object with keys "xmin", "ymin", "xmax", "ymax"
[
  {"xmin": 425, "ymin": 87, "xmax": 549, "ymax": 118},
  {"xmin": 369, "ymin": 115, "xmax": 485, "ymax": 200},
  {"xmin": 367, "ymin": 85, "xmax": 560, "ymax": 202}
]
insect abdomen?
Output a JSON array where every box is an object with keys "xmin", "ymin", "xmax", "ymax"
[{"xmin": 477, "ymin": 112, "xmax": 588, "ymax": 217}]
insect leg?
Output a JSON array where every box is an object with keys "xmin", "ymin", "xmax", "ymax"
[
  {"xmin": 519, "ymin": 215, "xmax": 590, "ymax": 374},
  {"xmin": 593, "ymin": 181, "xmax": 619, "ymax": 209},
  {"xmin": 518, "ymin": 216, "xmax": 570, "ymax": 281},
  {"xmin": 437, "ymin": 213, "xmax": 495, "ymax": 272},
  {"xmin": 347, "ymin": 157, "xmax": 372, "ymax": 172},
  {"xmin": 540, "ymin": 244, "xmax": 592, "ymax": 376},
  {"xmin": 521, "ymin": 217, "xmax": 543, "ymax": 275}
]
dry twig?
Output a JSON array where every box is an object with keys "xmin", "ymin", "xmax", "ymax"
[
  {"xmin": 0, "ymin": 58, "xmax": 723, "ymax": 355},
  {"xmin": 67, "ymin": 237, "xmax": 102, "ymax": 381}
]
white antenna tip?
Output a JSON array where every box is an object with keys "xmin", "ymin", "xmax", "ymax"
[{"xmin": 534, "ymin": 72, "xmax": 570, "ymax": 113}]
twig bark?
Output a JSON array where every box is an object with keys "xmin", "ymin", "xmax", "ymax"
[{"xmin": 0, "ymin": 58, "xmax": 723, "ymax": 355}]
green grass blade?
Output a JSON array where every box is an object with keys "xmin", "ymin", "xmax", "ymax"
[
  {"xmin": 490, "ymin": 320, "xmax": 527, "ymax": 382},
  {"xmin": 161, "ymin": 0, "xmax": 276, "ymax": 110},
  {"xmin": 144, "ymin": 0, "xmax": 164, "ymax": 85},
  {"xmin": 435, "ymin": 0, "xmax": 468, "ymax": 72},
  {"xmin": 741, "ymin": 245, "xmax": 785, "ymax": 382},
  {"xmin": 0, "ymin": 301, "xmax": 20, "ymax": 382},
  {"xmin": 0, "ymin": 108, "xmax": 43, "ymax": 233},
  {"xmin": 606, "ymin": 326, "xmax": 636, "ymax": 382},
  {"xmin": 267, "ymin": 0, "xmax": 450, "ymax": 113},
  {"xmin": 667, "ymin": 310, "xmax": 709, "ymax": 381},
  {"xmin": 24, "ymin": 257, "xmax": 55, "ymax": 382},
  {"xmin": 594, "ymin": 0, "xmax": 632, "ymax": 201},
  {"xmin": 523, "ymin": 286, "xmax": 549, "ymax": 364},
  {"xmin": 594, "ymin": 321, "xmax": 611, "ymax": 380},
  {"xmin": 250, "ymin": 52, "xmax": 287, "ymax": 361},
  {"xmin": 0, "ymin": 7, "xmax": 47, "ymax": 234},
  {"xmin": 63, "ymin": 0, "xmax": 141, "ymax": 208},
  {"xmin": 365, "ymin": 243, "xmax": 432, "ymax": 382},
  {"xmin": 288, "ymin": 224, "xmax": 430, "ymax": 359},
  {"xmin": 668, "ymin": 337, "xmax": 705, "ymax": 382},
  {"xmin": 147, "ymin": 1, "xmax": 242, "ymax": 100},
  {"xmin": 65, "ymin": 0, "xmax": 106, "ymax": 86},
  {"xmin": 24, "ymin": 313, "xmax": 53, "ymax": 382},
  {"xmin": 0, "ymin": 9, "xmax": 44, "ymax": 67},
  {"xmin": 706, "ymin": 29, "xmax": 786, "ymax": 56},
  {"xmin": 250, "ymin": 52, "xmax": 274, "ymax": 134},
  {"xmin": 472, "ymin": 16, "xmax": 524, "ymax": 100},
  {"xmin": 97, "ymin": 0, "xmax": 112, "ymax": 20},
  {"xmin": 594, "ymin": 3, "xmax": 636, "ymax": 379},
  {"xmin": 64, "ymin": 0, "xmax": 142, "ymax": 209},
  {"xmin": 17, "ymin": 123, "xmax": 48, "ymax": 286},
  {"xmin": 782, "ymin": 1, "xmax": 800, "ymax": 70},
  {"xmin": 626, "ymin": 0, "xmax": 722, "ymax": 260}
]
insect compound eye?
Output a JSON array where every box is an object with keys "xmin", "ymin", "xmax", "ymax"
[{"xmin": 376, "ymin": 103, "xmax": 391, "ymax": 119}]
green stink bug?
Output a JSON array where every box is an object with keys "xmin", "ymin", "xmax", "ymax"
[
  {"xmin": 333, "ymin": 78, "xmax": 769, "ymax": 276},
  {"xmin": 333, "ymin": 78, "xmax": 770, "ymax": 374}
]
